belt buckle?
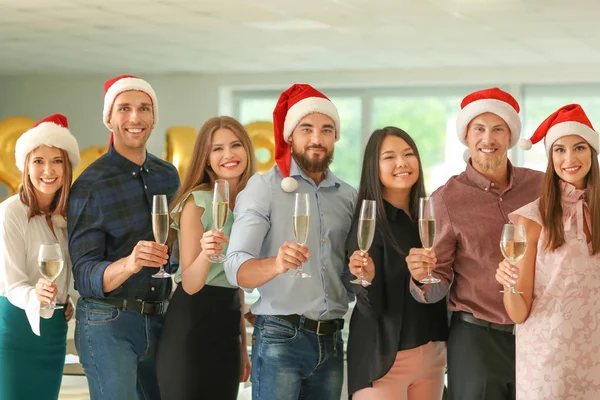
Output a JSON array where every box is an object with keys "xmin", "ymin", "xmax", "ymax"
[
  {"xmin": 316, "ymin": 320, "xmax": 324, "ymax": 336},
  {"xmin": 140, "ymin": 301, "xmax": 148, "ymax": 314}
]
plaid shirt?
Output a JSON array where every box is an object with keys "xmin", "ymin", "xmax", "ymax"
[{"xmin": 67, "ymin": 145, "xmax": 180, "ymax": 301}]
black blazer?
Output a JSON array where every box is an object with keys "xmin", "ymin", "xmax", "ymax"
[{"xmin": 345, "ymin": 201, "xmax": 448, "ymax": 397}]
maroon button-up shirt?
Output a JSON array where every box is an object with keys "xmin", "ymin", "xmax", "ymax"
[{"xmin": 412, "ymin": 161, "xmax": 543, "ymax": 324}]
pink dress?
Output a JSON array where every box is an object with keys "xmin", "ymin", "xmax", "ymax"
[{"xmin": 509, "ymin": 182, "xmax": 600, "ymax": 400}]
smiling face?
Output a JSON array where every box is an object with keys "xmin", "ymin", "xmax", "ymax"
[
  {"xmin": 378, "ymin": 135, "xmax": 420, "ymax": 195},
  {"xmin": 208, "ymin": 127, "xmax": 249, "ymax": 183},
  {"xmin": 27, "ymin": 145, "xmax": 65, "ymax": 203},
  {"xmin": 465, "ymin": 112, "xmax": 511, "ymax": 173},
  {"xmin": 551, "ymin": 135, "xmax": 593, "ymax": 189},
  {"xmin": 107, "ymin": 90, "xmax": 154, "ymax": 152}
]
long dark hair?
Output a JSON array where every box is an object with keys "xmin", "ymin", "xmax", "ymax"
[
  {"xmin": 539, "ymin": 147, "xmax": 600, "ymax": 255},
  {"xmin": 355, "ymin": 126, "xmax": 426, "ymax": 256}
]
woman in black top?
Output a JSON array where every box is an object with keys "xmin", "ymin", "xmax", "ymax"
[{"xmin": 346, "ymin": 127, "xmax": 448, "ymax": 400}]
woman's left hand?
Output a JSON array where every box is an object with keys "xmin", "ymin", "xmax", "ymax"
[
  {"xmin": 64, "ymin": 296, "xmax": 74, "ymax": 321},
  {"xmin": 240, "ymin": 348, "xmax": 251, "ymax": 382}
]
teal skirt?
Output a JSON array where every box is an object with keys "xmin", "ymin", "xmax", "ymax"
[{"xmin": 0, "ymin": 296, "xmax": 67, "ymax": 400}]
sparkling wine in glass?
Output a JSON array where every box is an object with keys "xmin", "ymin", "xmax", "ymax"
[
  {"xmin": 351, "ymin": 200, "xmax": 376, "ymax": 286},
  {"xmin": 152, "ymin": 194, "xmax": 171, "ymax": 278},
  {"xmin": 418, "ymin": 197, "xmax": 440, "ymax": 284},
  {"xmin": 38, "ymin": 243, "xmax": 64, "ymax": 310},
  {"xmin": 293, "ymin": 193, "xmax": 311, "ymax": 278},
  {"xmin": 209, "ymin": 179, "xmax": 230, "ymax": 263},
  {"xmin": 500, "ymin": 224, "xmax": 527, "ymax": 294}
]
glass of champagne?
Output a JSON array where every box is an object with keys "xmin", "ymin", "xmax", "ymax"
[
  {"xmin": 151, "ymin": 194, "xmax": 171, "ymax": 278},
  {"xmin": 209, "ymin": 179, "xmax": 229, "ymax": 263},
  {"xmin": 351, "ymin": 200, "xmax": 376, "ymax": 286},
  {"xmin": 38, "ymin": 243, "xmax": 64, "ymax": 310},
  {"xmin": 418, "ymin": 197, "xmax": 440, "ymax": 284},
  {"xmin": 293, "ymin": 193, "xmax": 311, "ymax": 278},
  {"xmin": 500, "ymin": 224, "xmax": 527, "ymax": 294}
]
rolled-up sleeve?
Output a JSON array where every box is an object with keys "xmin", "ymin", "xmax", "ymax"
[
  {"xmin": 410, "ymin": 190, "xmax": 454, "ymax": 303},
  {"xmin": 67, "ymin": 189, "xmax": 111, "ymax": 298},
  {"xmin": 225, "ymin": 175, "xmax": 271, "ymax": 289}
]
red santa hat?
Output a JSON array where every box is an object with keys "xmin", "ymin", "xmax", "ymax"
[
  {"xmin": 15, "ymin": 113, "xmax": 80, "ymax": 172},
  {"xmin": 520, "ymin": 104, "xmax": 599, "ymax": 155},
  {"xmin": 457, "ymin": 87, "xmax": 521, "ymax": 162},
  {"xmin": 273, "ymin": 84, "xmax": 340, "ymax": 192},
  {"xmin": 103, "ymin": 75, "xmax": 158, "ymax": 146}
]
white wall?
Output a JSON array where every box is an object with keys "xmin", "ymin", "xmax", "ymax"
[{"xmin": 2, "ymin": 64, "xmax": 600, "ymax": 156}]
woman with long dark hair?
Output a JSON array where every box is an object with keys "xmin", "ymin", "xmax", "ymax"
[
  {"xmin": 0, "ymin": 114, "xmax": 80, "ymax": 399},
  {"xmin": 496, "ymin": 104, "xmax": 600, "ymax": 398},
  {"xmin": 156, "ymin": 116, "xmax": 256, "ymax": 399},
  {"xmin": 346, "ymin": 126, "xmax": 448, "ymax": 399}
]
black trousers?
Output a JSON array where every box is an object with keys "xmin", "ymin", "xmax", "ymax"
[
  {"xmin": 156, "ymin": 285, "xmax": 241, "ymax": 400},
  {"xmin": 447, "ymin": 314, "xmax": 515, "ymax": 400}
]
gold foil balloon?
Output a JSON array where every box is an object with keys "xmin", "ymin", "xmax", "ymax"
[
  {"xmin": 0, "ymin": 116, "xmax": 35, "ymax": 198},
  {"xmin": 164, "ymin": 126, "xmax": 198, "ymax": 182},
  {"xmin": 244, "ymin": 121, "xmax": 275, "ymax": 174},
  {"xmin": 74, "ymin": 146, "xmax": 107, "ymax": 180}
]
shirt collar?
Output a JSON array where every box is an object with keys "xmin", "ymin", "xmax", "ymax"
[
  {"xmin": 465, "ymin": 159, "xmax": 515, "ymax": 193},
  {"xmin": 107, "ymin": 145, "xmax": 151, "ymax": 177},
  {"xmin": 289, "ymin": 157, "xmax": 341, "ymax": 189},
  {"xmin": 383, "ymin": 200, "xmax": 409, "ymax": 222}
]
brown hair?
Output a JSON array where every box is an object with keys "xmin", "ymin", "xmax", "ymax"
[
  {"xmin": 539, "ymin": 147, "xmax": 600, "ymax": 255},
  {"xmin": 19, "ymin": 148, "xmax": 73, "ymax": 219},
  {"xmin": 167, "ymin": 116, "xmax": 256, "ymax": 244}
]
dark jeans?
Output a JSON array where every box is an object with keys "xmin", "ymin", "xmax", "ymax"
[
  {"xmin": 75, "ymin": 298, "xmax": 164, "ymax": 400},
  {"xmin": 447, "ymin": 314, "xmax": 515, "ymax": 400},
  {"xmin": 251, "ymin": 315, "xmax": 344, "ymax": 400}
]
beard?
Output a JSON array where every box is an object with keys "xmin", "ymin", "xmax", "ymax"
[
  {"xmin": 472, "ymin": 150, "xmax": 506, "ymax": 172},
  {"xmin": 291, "ymin": 144, "xmax": 334, "ymax": 174}
]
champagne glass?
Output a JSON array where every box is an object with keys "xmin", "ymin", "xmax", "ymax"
[
  {"xmin": 293, "ymin": 193, "xmax": 311, "ymax": 278},
  {"xmin": 38, "ymin": 243, "xmax": 64, "ymax": 310},
  {"xmin": 418, "ymin": 197, "xmax": 440, "ymax": 284},
  {"xmin": 209, "ymin": 179, "xmax": 230, "ymax": 263},
  {"xmin": 500, "ymin": 224, "xmax": 527, "ymax": 294},
  {"xmin": 151, "ymin": 194, "xmax": 171, "ymax": 278},
  {"xmin": 351, "ymin": 200, "xmax": 376, "ymax": 286}
]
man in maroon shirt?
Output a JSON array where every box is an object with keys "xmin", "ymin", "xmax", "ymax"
[{"xmin": 408, "ymin": 88, "xmax": 543, "ymax": 400}]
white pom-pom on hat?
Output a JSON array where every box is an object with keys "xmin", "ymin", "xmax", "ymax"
[
  {"xmin": 519, "ymin": 138, "xmax": 532, "ymax": 150},
  {"xmin": 281, "ymin": 177, "xmax": 298, "ymax": 193}
]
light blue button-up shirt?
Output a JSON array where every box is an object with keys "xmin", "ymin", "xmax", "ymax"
[{"xmin": 225, "ymin": 159, "xmax": 357, "ymax": 320}]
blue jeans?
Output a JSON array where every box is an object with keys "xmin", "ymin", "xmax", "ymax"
[
  {"xmin": 74, "ymin": 298, "xmax": 164, "ymax": 400},
  {"xmin": 251, "ymin": 315, "xmax": 344, "ymax": 400}
]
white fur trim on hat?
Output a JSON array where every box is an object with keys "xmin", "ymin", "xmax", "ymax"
[
  {"xmin": 456, "ymin": 99, "xmax": 521, "ymax": 148},
  {"xmin": 102, "ymin": 77, "xmax": 158, "ymax": 129},
  {"xmin": 544, "ymin": 121, "xmax": 599, "ymax": 155},
  {"xmin": 283, "ymin": 97, "xmax": 340, "ymax": 143},
  {"xmin": 15, "ymin": 122, "xmax": 81, "ymax": 172}
]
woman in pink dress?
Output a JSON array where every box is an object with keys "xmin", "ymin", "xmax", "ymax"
[{"xmin": 495, "ymin": 104, "xmax": 600, "ymax": 400}]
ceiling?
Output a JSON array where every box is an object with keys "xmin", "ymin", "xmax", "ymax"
[{"xmin": 1, "ymin": 0, "xmax": 600, "ymax": 75}]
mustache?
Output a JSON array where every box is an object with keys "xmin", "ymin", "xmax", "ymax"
[{"xmin": 305, "ymin": 145, "xmax": 327, "ymax": 151}]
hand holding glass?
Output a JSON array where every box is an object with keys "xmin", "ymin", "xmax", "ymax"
[
  {"xmin": 151, "ymin": 194, "xmax": 171, "ymax": 278},
  {"xmin": 499, "ymin": 224, "xmax": 527, "ymax": 294},
  {"xmin": 418, "ymin": 197, "xmax": 440, "ymax": 284},
  {"xmin": 209, "ymin": 179, "xmax": 230, "ymax": 263},
  {"xmin": 351, "ymin": 200, "xmax": 376, "ymax": 286},
  {"xmin": 38, "ymin": 243, "xmax": 64, "ymax": 310},
  {"xmin": 293, "ymin": 193, "xmax": 311, "ymax": 278}
]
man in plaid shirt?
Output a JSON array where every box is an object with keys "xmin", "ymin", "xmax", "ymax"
[{"xmin": 67, "ymin": 75, "xmax": 180, "ymax": 400}]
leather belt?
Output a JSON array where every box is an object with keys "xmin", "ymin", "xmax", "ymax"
[
  {"xmin": 455, "ymin": 311, "xmax": 514, "ymax": 333},
  {"xmin": 92, "ymin": 298, "xmax": 168, "ymax": 316},
  {"xmin": 273, "ymin": 314, "xmax": 344, "ymax": 336}
]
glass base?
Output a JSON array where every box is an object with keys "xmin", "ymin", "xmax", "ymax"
[
  {"xmin": 152, "ymin": 269, "xmax": 171, "ymax": 279},
  {"xmin": 41, "ymin": 303, "xmax": 64, "ymax": 310},
  {"xmin": 293, "ymin": 269, "xmax": 311, "ymax": 278},
  {"xmin": 500, "ymin": 287, "xmax": 524, "ymax": 294},
  {"xmin": 350, "ymin": 277, "xmax": 371, "ymax": 286},
  {"xmin": 208, "ymin": 253, "xmax": 227, "ymax": 263},
  {"xmin": 419, "ymin": 275, "xmax": 441, "ymax": 284}
]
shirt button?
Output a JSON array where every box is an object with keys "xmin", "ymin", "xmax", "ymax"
[
  {"xmin": 490, "ymin": 182, "xmax": 495, "ymax": 187},
  {"xmin": 484, "ymin": 187, "xmax": 489, "ymax": 191},
  {"xmin": 322, "ymin": 239, "xmax": 326, "ymax": 244},
  {"xmin": 132, "ymin": 172, "xmax": 136, "ymax": 177},
  {"xmin": 499, "ymin": 198, "xmax": 503, "ymax": 202},
  {"xmin": 325, "ymin": 293, "xmax": 329, "ymax": 298},
  {"xmin": 322, "ymin": 266, "xmax": 326, "ymax": 270},
  {"xmin": 320, "ymin": 212, "xmax": 324, "ymax": 217},
  {"xmin": 151, "ymin": 287, "xmax": 155, "ymax": 291},
  {"xmin": 144, "ymin": 185, "xmax": 148, "ymax": 189}
]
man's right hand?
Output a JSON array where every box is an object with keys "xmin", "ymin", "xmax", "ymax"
[
  {"xmin": 273, "ymin": 241, "xmax": 309, "ymax": 275},
  {"xmin": 405, "ymin": 248, "xmax": 437, "ymax": 282},
  {"xmin": 125, "ymin": 241, "xmax": 169, "ymax": 274}
]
